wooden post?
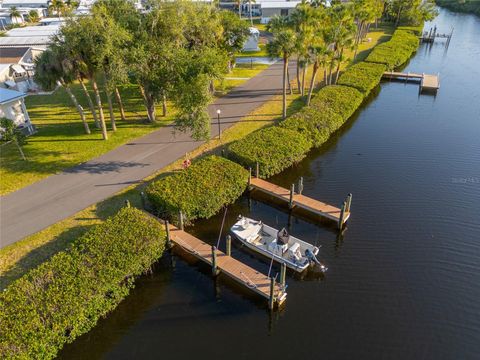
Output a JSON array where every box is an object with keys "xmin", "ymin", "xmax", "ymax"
[
  {"xmin": 255, "ymin": 162, "xmax": 259, "ymax": 178},
  {"xmin": 298, "ymin": 177, "xmax": 304, "ymax": 195},
  {"xmin": 179, "ymin": 210, "xmax": 184, "ymax": 231},
  {"xmin": 338, "ymin": 201, "xmax": 346, "ymax": 230},
  {"xmin": 248, "ymin": 167, "xmax": 252, "ymax": 187},
  {"xmin": 165, "ymin": 219, "xmax": 172, "ymax": 249},
  {"xmin": 211, "ymin": 246, "xmax": 218, "ymax": 276},
  {"xmin": 269, "ymin": 276, "xmax": 275, "ymax": 311},
  {"xmin": 124, "ymin": 199, "xmax": 130, "ymax": 208},
  {"xmin": 289, "ymin": 183, "xmax": 295, "ymax": 209},
  {"xmin": 346, "ymin": 193, "xmax": 352, "ymax": 213},
  {"xmin": 280, "ymin": 262, "xmax": 286, "ymax": 287},
  {"xmin": 226, "ymin": 235, "xmax": 232, "ymax": 256}
]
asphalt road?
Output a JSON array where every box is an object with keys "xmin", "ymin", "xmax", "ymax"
[{"xmin": 0, "ymin": 61, "xmax": 292, "ymax": 249}]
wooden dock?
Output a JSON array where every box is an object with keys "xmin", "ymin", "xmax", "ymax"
[
  {"xmin": 382, "ymin": 71, "xmax": 440, "ymax": 92},
  {"xmin": 249, "ymin": 176, "xmax": 351, "ymax": 230},
  {"xmin": 165, "ymin": 221, "xmax": 287, "ymax": 309}
]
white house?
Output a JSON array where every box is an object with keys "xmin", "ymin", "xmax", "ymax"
[
  {"xmin": 0, "ymin": 46, "xmax": 43, "ymax": 92},
  {"xmin": 0, "ymin": 87, "xmax": 35, "ymax": 135},
  {"xmin": 259, "ymin": 0, "xmax": 301, "ymax": 20}
]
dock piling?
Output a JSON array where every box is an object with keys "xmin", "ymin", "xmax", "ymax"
[
  {"xmin": 269, "ymin": 276, "xmax": 275, "ymax": 311},
  {"xmin": 179, "ymin": 210, "xmax": 184, "ymax": 231},
  {"xmin": 346, "ymin": 193, "xmax": 352, "ymax": 213},
  {"xmin": 338, "ymin": 201, "xmax": 346, "ymax": 230},
  {"xmin": 280, "ymin": 263, "xmax": 286, "ymax": 287},
  {"xmin": 226, "ymin": 235, "xmax": 231, "ymax": 256},
  {"xmin": 165, "ymin": 219, "xmax": 172, "ymax": 249},
  {"xmin": 298, "ymin": 177, "xmax": 304, "ymax": 195},
  {"xmin": 289, "ymin": 183, "xmax": 295, "ymax": 209},
  {"xmin": 211, "ymin": 246, "xmax": 219, "ymax": 276}
]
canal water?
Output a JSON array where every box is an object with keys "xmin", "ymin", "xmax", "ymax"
[{"xmin": 59, "ymin": 9, "xmax": 480, "ymax": 360}]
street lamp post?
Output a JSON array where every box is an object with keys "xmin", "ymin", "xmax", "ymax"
[{"xmin": 217, "ymin": 109, "xmax": 221, "ymax": 140}]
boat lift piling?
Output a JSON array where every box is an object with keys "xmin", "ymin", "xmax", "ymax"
[
  {"xmin": 157, "ymin": 216, "xmax": 287, "ymax": 309},
  {"xmin": 248, "ymin": 163, "xmax": 351, "ymax": 230}
]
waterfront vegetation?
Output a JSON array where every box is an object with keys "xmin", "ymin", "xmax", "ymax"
[
  {"xmin": 228, "ymin": 127, "xmax": 312, "ymax": 178},
  {"xmin": 337, "ymin": 62, "xmax": 387, "ymax": 94},
  {"xmin": 365, "ymin": 28, "xmax": 420, "ymax": 68},
  {"xmin": 435, "ymin": 0, "xmax": 480, "ymax": 16},
  {"xmin": 146, "ymin": 156, "xmax": 249, "ymax": 221},
  {"xmin": 0, "ymin": 207, "xmax": 166, "ymax": 359},
  {"xmin": 280, "ymin": 85, "xmax": 363, "ymax": 147}
]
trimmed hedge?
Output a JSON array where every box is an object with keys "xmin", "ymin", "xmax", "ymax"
[
  {"xmin": 146, "ymin": 155, "xmax": 248, "ymax": 220},
  {"xmin": 0, "ymin": 207, "xmax": 166, "ymax": 360},
  {"xmin": 365, "ymin": 29, "xmax": 420, "ymax": 69},
  {"xmin": 228, "ymin": 127, "xmax": 312, "ymax": 178},
  {"xmin": 280, "ymin": 85, "xmax": 363, "ymax": 147},
  {"xmin": 337, "ymin": 62, "xmax": 387, "ymax": 95}
]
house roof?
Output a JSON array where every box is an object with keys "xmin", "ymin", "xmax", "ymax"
[
  {"xmin": 2, "ymin": 0, "xmax": 49, "ymax": 5},
  {"xmin": 260, "ymin": 1, "xmax": 301, "ymax": 9},
  {"xmin": 0, "ymin": 47, "xmax": 30, "ymax": 64},
  {"xmin": 0, "ymin": 88, "xmax": 26, "ymax": 105},
  {"xmin": 0, "ymin": 36, "xmax": 51, "ymax": 47}
]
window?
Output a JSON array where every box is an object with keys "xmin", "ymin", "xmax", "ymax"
[{"xmin": 281, "ymin": 9, "xmax": 288, "ymax": 16}]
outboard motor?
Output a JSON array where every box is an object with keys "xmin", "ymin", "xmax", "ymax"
[{"xmin": 305, "ymin": 248, "xmax": 327, "ymax": 272}]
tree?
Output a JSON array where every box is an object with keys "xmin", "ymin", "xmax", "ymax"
[
  {"xmin": 386, "ymin": 0, "xmax": 437, "ymax": 26},
  {"xmin": 267, "ymin": 16, "xmax": 297, "ymax": 119},
  {"xmin": 236, "ymin": 0, "xmax": 242, "ymax": 19},
  {"xmin": 1, "ymin": 117, "xmax": 27, "ymax": 160},
  {"xmin": 218, "ymin": 10, "xmax": 250, "ymax": 72},
  {"xmin": 48, "ymin": 0, "xmax": 65, "ymax": 18},
  {"xmin": 91, "ymin": 3, "xmax": 132, "ymax": 131},
  {"xmin": 34, "ymin": 47, "xmax": 91, "ymax": 134},
  {"xmin": 9, "ymin": 7, "xmax": 22, "ymax": 24},
  {"xmin": 27, "ymin": 10, "xmax": 40, "ymax": 23},
  {"xmin": 248, "ymin": 0, "xmax": 256, "ymax": 26},
  {"xmin": 290, "ymin": 1, "xmax": 316, "ymax": 96}
]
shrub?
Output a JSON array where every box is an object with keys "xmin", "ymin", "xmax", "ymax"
[
  {"xmin": 146, "ymin": 155, "xmax": 248, "ymax": 221},
  {"xmin": 228, "ymin": 126, "xmax": 312, "ymax": 178},
  {"xmin": 280, "ymin": 85, "xmax": 363, "ymax": 147},
  {"xmin": 309, "ymin": 85, "xmax": 364, "ymax": 120},
  {"xmin": 337, "ymin": 62, "xmax": 387, "ymax": 95},
  {"xmin": 0, "ymin": 207, "xmax": 166, "ymax": 360},
  {"xmin": 366, "ymin": 29, "xmax": 420, "ymax": 69}
]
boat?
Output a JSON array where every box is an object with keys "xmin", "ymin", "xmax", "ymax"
[{"xmin": 230, "ymin": 216, "xmax": 327, "ymax": 273}]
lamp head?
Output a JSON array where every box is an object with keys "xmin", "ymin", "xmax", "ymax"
[{"xmin": 217, "ymin": 109, "xmax": 221, "ymax": 115}]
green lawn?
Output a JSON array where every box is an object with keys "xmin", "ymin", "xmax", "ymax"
[
  {"xmin": 0, "ymin": 66, "xmax": 266, "ymax": 195},
  {"xmin": 236, "ymin": 43, "xmax": 269, "ymax": 58},
  {"xmin": 0, "ymin": 83, "xmax": 172, "ymax": 195}
]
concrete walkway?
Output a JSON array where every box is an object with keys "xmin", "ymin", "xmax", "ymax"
[{"xmin": 0, "ymin": 61, "xmax": 292, "ymax": 248}]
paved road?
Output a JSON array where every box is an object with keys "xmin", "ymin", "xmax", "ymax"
[{"xmin": 0, "ymin": 61, "xmax": 292, "ymax": 248}]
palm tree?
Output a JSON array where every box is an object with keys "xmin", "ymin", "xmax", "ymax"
[
  {"xmin": 48, "ymin": 0, "xmax": 66, "ymax": 18},
  {"xmin": 27, "ymin": 10, "xmax": 40, "ymax": 23},
  {"xmin": 248, "ymin": 0, "xmax": 256, "ymax": 26},
  {"xmin": 34, "ymin": 47, "xmax": 91, "ymax": 134},
  {"xmin": 9, "ymin": 7, "xmax": 22, "ymax": 24},
  {"xmin": 236, "ymin": 0, "xmax": 242, "ymax": 19},
  {"xmin": 267, "ymin": 16, "xmax": 297, "ymax": 119}
]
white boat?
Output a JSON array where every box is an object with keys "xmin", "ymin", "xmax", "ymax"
[{"xmin": 230, "ymin": 216, "xmax": 327, "ymax": 273}]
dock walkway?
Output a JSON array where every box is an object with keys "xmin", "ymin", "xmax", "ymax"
[
  {"xmin": 249, "ymin": 177, "xmax": 351, "ymax": 229},
  {"xmin": 166, "ymin": 222, "xmax": 287, "ymax": 309},
  {"xmin": 382, "ymin": 71, "xmax": 440, "ymax": 91}
]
